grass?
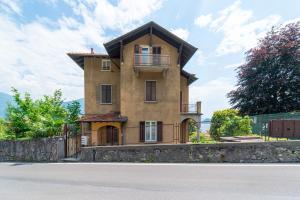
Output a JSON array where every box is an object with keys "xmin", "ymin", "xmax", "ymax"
[
  {"xmin": 189, "ymin": 132, "xmax": 217, "ymax": 144},
  {"xmin": 189, "ymin": 132, "xmax": 291, "ymax": 144},
  {"xmin": 250, "ymin": 133, "xmax": 289, "ymax": 141}
]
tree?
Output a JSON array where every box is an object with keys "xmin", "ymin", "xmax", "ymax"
[
  {"xmin": 228, "ymin": 22, "xmax": 300, "ymax": 115},
  {"xmin": 65, "ymin": 101, "xmax": 81, "ymax": 135},
  {"xmin": 210, "ymin": 109, "xmax": 252, "ymax": 141},
  {"xmin": 6, "ymin": 88, "xmax": 68, "ymax": 138}
]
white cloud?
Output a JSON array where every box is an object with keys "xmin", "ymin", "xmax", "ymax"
[
  {"xmin": 0, "ymin": 0, "xmax": 21, "ymax": 15},
  {"xmin": 224, "ymin": 62, "xmax": 243, "ymax": 69},
  {"xmin": 196, "ymin": 0, "xmax": 282, "ymax": 56},
  {"xmin": 171, "ymin": 28, "xmax": 189, "ymax": 40},
  {"xmin": 194, "ymin": 14, "xmax": 212, "ymax": 27},
  {"xmin": 65, "ymin": 0, "xmax": 163, "ymax": 33},
  {"xmin": 0, "ymin": 0, "xmax": 164, "ymax": 100},
  {"xmin": 190, "ymin": 78, "xmax": 235, "ymax": 118}
]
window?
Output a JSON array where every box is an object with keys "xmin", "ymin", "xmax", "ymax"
[
  {"xmin": 145, "ymin": 80, "xmax": 156, "ymax": 102},
  {"xmin": 101, "ymin": 84, "xmax": 112, "ymax": 104},
  {"xmin": 145, "ymin": 121, "xmax": 157, "ymax": 142},
  {"xmin": 152, "ymin": 46, "xmax": 161, "ymax": 54},
  {"xmin": 101, "ymin": 59, "xmax": 111, "ymax": 71}
]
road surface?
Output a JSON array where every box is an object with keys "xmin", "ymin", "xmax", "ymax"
[{"xmin": 0, "ymin": 163, "xmax": 299, "ymax": 200}]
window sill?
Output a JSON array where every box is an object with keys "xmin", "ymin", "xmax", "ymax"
[
  {"xmin": 101, "ymin": 70, "xmax": 111, "ymax": 72},
  {"xmin": 144, "ymin": 141, "xmax": 157, "ymax": 144},
  {"xmin": 144, "ymin": 101, "xmax": 157, "ymax": 103},
  {"xmin": 100, "ymin": 103, "xmax": 112, "ymax": 105}
]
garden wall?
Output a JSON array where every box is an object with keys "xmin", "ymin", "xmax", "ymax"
[
  {"xmin": 0, "ymin": 137, "xmax": 65, "ymax": 162},
  {"xmin": 81, "ymin": 141, "xmax": 300, "ymax": 163}
]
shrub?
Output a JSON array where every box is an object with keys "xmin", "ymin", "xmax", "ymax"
[
  {"xmin": 6, "ymin": 88, "xmax": 80, "ymax": 139},
  {"xmin": 0, "ymin": 119, "xmax": 15, "ymax": 140},
  {"xmin": 210, "ymin": 109, "xmax": 252, "ymax": 140}
]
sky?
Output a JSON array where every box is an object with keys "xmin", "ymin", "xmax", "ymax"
[{"xmin": 0, "ymin": 0, "xmax": 299, "ymax": 118}]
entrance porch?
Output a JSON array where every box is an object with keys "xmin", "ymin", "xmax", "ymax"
[{"xmin": 78, "ymin": 112, "xmax": 127, "ymax": 146}]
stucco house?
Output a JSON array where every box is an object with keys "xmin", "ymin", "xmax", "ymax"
[{"xmin": 68, "ymin": 21, "xmax": 201, "ymax": 146}]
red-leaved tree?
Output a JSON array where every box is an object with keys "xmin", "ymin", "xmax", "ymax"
[{"xmin": 228, "ymin": 22, "xmax": 300, "ymax": 115}]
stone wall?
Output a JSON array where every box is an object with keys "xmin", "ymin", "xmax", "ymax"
[
  {"xmin": 0, "ymin": 137, "xmax": 65, "ymax": 162},
  {"xmin": 81, "ymin": 141, "xmax": 300, "ymax": 163}
]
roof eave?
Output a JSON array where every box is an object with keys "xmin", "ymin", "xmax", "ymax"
[{"xmin": 103, "ymin": 21, "xmax": 198, "ymax": 68}]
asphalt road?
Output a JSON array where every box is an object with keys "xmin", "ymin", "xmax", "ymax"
[{"xmin": 0, "ymin": 163, "xmax": 300, "ymax": 200}]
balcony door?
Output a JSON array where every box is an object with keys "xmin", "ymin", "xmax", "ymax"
[{"xmin": 141, "ymin": 46, "xmax": 150, "ymax": 65}]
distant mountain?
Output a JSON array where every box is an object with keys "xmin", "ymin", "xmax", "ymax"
[
  {"xmin": 0, "ymin": 92, "xmax": 84, "ymax": 118},
  {"xmin": 202, "ymin": 118, "xmax": 211, "ymax": 123},
  {"xmin": 62, "ymin": 98, "xmax": 85, "ymax": 115},
  {"xmin": 0, "ymin": 92, "xmax": 13, "ymax": 118}
]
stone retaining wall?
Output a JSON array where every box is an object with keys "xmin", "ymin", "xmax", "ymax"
[
  {"xmin": 0, "ymin": 137, "xmax": 65, "ymax": 162},
  {"xmin": 81, "ymin": 141, "xmax": 300, "ymax": 163}
]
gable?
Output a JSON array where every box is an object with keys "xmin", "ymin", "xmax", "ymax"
[{"xmin": 103, "ymin": 21, "xmax": 197, "ymax": 68}]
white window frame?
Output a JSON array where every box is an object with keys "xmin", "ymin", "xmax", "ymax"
[
  {"xmin": 145, "ymin": 121, "xmax": 157, "ymax": 142},
  {"xmin": 144, "ymin": 80, "xmax": 157, "ymax": 102},
  {"xmin": 101, "ymin": 59, "xmax": 111, "ymax": 71},
  {"xmin": 100, "ymin": 84, "xmax": 112, "ymax": 104}
]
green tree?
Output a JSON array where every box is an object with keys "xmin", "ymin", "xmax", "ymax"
[
  {"xmin": 210, "ymin": 109, "xmax": 252, "ymax": 140},
  {"xmin": 6, "ymin": 88, "xmax": 35, "ymax": 138},
  {"xmin": 30, "ymin": 90, "xmax": 67, "ymax": 138},
  {"xmin": 6, "ymin": 88, "xmax": 67, "ymax": 138},
  {"xmin": 65, "ymin": 101, "xmax": 81, "ymax": 135},
  {"xmin": 228, "ymin": 22, "xmax": 300, "ymax": 115}
]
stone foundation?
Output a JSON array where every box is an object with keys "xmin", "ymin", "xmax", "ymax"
[
  {"xmin": 80, "ymin": 141, "xmax": 300, "ymax": 163},
  {"xmin": 0, "ymin": 137, "xmax": 65, "ymax": 162}
]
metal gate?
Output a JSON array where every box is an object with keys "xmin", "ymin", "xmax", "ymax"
[
  {"xmin": 269, "ymin": 120, "xmax": 300, "ymax": 138},
  {"xmin": 63, "ymin": 124, "xmax": 81, "ymax": 158}
]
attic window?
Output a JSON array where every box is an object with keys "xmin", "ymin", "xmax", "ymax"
[{"xmin": 101, "ymin": 59, "xmax": 111, "ymax": 71}]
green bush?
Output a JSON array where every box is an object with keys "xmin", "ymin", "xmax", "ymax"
[
  {"xmin": 189, "ymin": 132, "xmax": 216, "ymax": 144},
  {"xmin": 210, "ymin": 109, "xmax": 252, "ymax": 140},
  {"xmin": 5, "ymin": 88, "xmax": 80, "ymax": 139},
  {"xmin": 0, "ymin": 118, "xmax": 15, "ymax": 140}
]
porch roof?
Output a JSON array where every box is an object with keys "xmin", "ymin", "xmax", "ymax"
[{"xmin": 78, "ymin": 112, "xmax": 128, "ymax": 122}]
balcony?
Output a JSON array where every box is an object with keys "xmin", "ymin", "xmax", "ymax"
[
  {"xmin": 133, "ymin": 54, "xmax": 170, "ymax": 76},
  {"xmin": 180, "ymin": 102, "xmax": 202, "ymax": 123},
  {"xmin": 181, "ymin": 104, "xmax": 198, "ymax": 114}
]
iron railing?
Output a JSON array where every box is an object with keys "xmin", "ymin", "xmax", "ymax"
[
  {"xmin": 134, "ymin": 54, "xmax": 171, "ymax": 66},
  {"xmin": 181, "ymin": 104, "xmax": 198, "ymax": 114}
]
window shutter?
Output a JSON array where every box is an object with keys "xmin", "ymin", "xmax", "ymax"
[
  {"xmin": 153, "ymin": 46, "xmax": 161, "ymax": 54},
  {"xmin": 146, "ymin": 82, "xmax": 150, "ymax": 101},
  {"xmin": 152, "ymin": 81, "xmax": 156, "ymax": 101},
  {"xmin": 96, "ymin": 85, "xmax": 101, "ymax": 103},
  {"xmin": 101, "ymin": 85, "xmax": 106, "ymax": 103},
  {"xmin": 157, "ymin": 121, "xmax": 163, "ymax": 142},
  {"xmin": 107, "ymin": 85, "xmax": 112, "ymax": 103},
  {"xmin": 157, "ymin": 47, "xmax": 161, "ymax": 54},
  {"xmin": 111, "ymin": 84, "xmax": 115, "ymax": 104},
  {"xmin": 134, "ymin": 45, "xmax": 139, "ymax": 54},
  {"xmin": 140, "ymin": 121, "xmax": 145, "ymax": 142}
]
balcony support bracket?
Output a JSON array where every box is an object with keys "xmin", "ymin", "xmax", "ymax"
[{"xmin": 162, "ymin": 68, "xmax": 168, "ymax": 77}]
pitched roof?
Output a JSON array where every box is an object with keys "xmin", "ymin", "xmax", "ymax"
[
  {"xmin": 78, "ymin": 112, "xmax": 128, "ymax": 122},
  {"xmin": 181, "ymin": 70, "xmax": 198, "ymax": 85},
  {"xmin": 104, "ymin": 21, "xmax": 197, "ymax": 67},
  {"xmin": 67, "ymin": 52, "xmax": 108, "ymax": 69}
]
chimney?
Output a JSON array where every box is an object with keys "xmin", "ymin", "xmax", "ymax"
[{"xmin": 91, "ymin": 48, "xmax": 94, "ymax": 54}]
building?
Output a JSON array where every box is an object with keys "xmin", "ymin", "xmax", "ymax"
[{"xmin": 68, "ymin": 21, "xmax": 201, "ymax": 146}]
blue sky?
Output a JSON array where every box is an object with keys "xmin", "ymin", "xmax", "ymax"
[{"xmin": 0, "ymin": 0, "xmax": 299, "ymax": 118}]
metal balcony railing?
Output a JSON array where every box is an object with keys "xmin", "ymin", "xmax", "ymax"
[
  {"xmin": 180, "ymin": 104, "xmax": 198, "ymax": 114},
  {"xmin": 134, "ymin": 54, "xmax": 171, "ymax": 66}
]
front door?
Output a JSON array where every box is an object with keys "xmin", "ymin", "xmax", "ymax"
[{"xmin": 106, "ymin": 126, "xmax": 119, "ymax": 145}]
